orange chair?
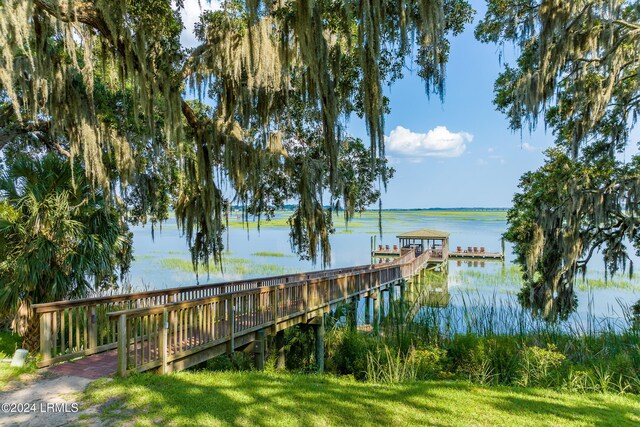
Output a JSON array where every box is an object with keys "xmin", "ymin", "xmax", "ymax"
[
  {"xmin": 480, "ymin": 247, "xmax": 485, "ymax": 253},
  {"xmin": 393, "ymin": 245, "xmax": 398, "ymax": 251},
  {"xmin": 457, "ymin": 246, "xmax": 462, "ymax": 252},
  {"xmin": 473, "ymin": 247, "xmax": 478, "ymax": 253}
]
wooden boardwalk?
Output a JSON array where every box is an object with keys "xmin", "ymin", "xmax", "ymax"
[{"xmin": 34, "ymin": 249, "xmax": 436, "ymax": 378}]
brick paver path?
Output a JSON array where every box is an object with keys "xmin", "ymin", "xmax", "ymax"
[{"xmin": 45, "ymin": 350, "xmax": 117, "ymax": 380}]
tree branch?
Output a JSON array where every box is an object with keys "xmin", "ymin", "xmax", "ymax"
[
  {"xmin": 0, "ymin": 122, "xmax": 51, "ymax": 151},
  {"xmin": 34, "ymin": 0, "xmax": 202, "ymax": 131}
]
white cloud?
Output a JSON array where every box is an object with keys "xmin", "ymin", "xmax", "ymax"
[
  {"xmin": 179, "ymin": 0, "xmax": 220, "ymax": 48},
  {"xmin": 522, "ymin": 142, "xmax": 537, "ymax": 152},
  {"xmin": 385, "ymin": 125, "xmax": 472, "ymax": 159},
  {"xmin": 489, "ymin": 155, "xmax": 506, "ymax": 164}
]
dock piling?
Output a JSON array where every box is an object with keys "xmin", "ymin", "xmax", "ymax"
[
  {"xmin": 313, "ymin": 316, "xmax": 325, "ymax": 373},
  {"xmin": 254, "ymin": 329, "xmax": 265, "ymax": 370},
  {"xmin": 275, "ymin": 330, "xmax": 285, "ymax": 370}
]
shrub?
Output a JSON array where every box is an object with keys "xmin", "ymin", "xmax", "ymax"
[
  {"xmin": 413, "ymin": 346, "xmax": 447, "ymax": 380},
  {"xmin": 446, "ymin": 334, "xmax": 488, "ymax": 382},
  {"xmin": 326, "ymin": 329, "xmax": 373, "ymax": 379},
  {"xmin": 284, "ymin": 326, "xmax": 316, "ymax": 371},
  {"xmin": 517, "ymin": 344, "xmax": 566, "ymax": 388},
  {"xmin": 484, "ymin": 337, "xmax": 521, "ymax": 385},
  {"xmin": 366, "ymin": 345, "xmax": 417, "ymax": 383},
  {"xmin": 206, "ymin": 352, "xmax": 254, "ymax": 372}
]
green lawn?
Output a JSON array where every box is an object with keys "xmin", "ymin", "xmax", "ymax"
[{"xmin": 82, "ymin": 371, "xmax": 640, "ymax": 426}]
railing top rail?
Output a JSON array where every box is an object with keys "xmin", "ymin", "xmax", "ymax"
[{"xmin": 105, "ymin": 258, "xmax": 415, "ymax": 320}]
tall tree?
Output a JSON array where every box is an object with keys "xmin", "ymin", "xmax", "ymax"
[
  {"xmin": 0, "ymin": 0, "xmax": 474, "ymax": 273},
  {"xmin": 477, "ymin": 1, "xmax": 640, "ymax": 319}
]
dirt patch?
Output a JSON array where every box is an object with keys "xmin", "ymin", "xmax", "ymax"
[{"xmin": 0, "ymin": 375, "xmax": 96, "ymax": 426}]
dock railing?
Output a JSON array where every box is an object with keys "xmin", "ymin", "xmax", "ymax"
[{"xmin": 33, "ymin": 249, "xmax": 431, "ymax": 368}]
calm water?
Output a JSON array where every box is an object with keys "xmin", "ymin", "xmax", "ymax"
[{"xmin": 128, "ymin": 210, "xmax": 639, "ymax": 321}]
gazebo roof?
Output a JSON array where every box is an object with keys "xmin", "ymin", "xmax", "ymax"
[{"xmin": 396, "ymin": 229, "xmax": 449, "ymax": 240}]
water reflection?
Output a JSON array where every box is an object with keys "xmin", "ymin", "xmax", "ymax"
[
  {"xmin": 456, "ymin": 260, "xmax": 488, "ymax": 268},
  {"xmin": 405, "ymin": 269, "xmax": 450, "ymax": 309}
]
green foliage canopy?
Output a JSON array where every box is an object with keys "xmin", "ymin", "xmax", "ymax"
[
  {"xmin": 477, "ymin": 1, "xmax": 640, "ymax": 319},
  {"xmin": 0, "ymin": 0, "xmax": 474, "ymax": 278}
]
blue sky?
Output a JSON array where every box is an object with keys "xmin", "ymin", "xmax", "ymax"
[{"xmin": 180, "ymin": 0, "xmax": 555, "ymax": 209}]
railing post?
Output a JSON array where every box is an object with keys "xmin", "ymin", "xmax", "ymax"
[
  {"xmin": 117, "ymin": 314, "xmax": 128, "ymax": 377},
  {"xmin": 273, "ymin": 287, "xmax": 279, "ymax": 331},
  {"xmin": 168, "ymin": 294, "xmax": 175, "ymax": 355},
  {"xmin": 314, "ymin": 314, "xmax": 325, "ymax": 373},
  {"xmin": 89, "ymin": 306, "xmax": 97, "ymax": 349},
  {"xmin": 275, "ymin": 329, "xmax": 285, "ymax": 370},
  {"xmin": 40, "ymin": 312, "xmax": 52, "ymax": 365},
  {"xmin": 303, "ymin": 281, "xmax": 309, "ymax": 322},
  {"xmin": 227, "ymin": 295, "xmax": 235, "ymax": 354},
  {"xmin": 326, "ymin": 279, "xmax": 330, "ymax": 304},
  {"xmin": 160, "ymin": 308, "xmax": 168, "ymax": 374}
]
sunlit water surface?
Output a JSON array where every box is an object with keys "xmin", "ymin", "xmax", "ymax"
[{"xmin": 128, "ymin": 210, "xmax": 639, "ymax": 326}]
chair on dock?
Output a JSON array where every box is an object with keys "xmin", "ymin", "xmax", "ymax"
[
  {"xmin": 457, "ymin": 246, "xmax": 462, "ymax": 252},
  {"xmin": 378, "ymin": 245, "xmax": 383, "ymax": 251},
  {"xmin": 480, "ymin": 247, "xmax": 485, "ymax": 253},
  {"xmin": 393, "ymin": 245, "xmax": 398, "ymax": 251},
  {"xmin": 467, "ymin": 246, "xmax": 472, "ymax": 253},
  {"xmin": 385, "ymin": 245, "xmax": 390, "ymax": 251},
  {"xmin": 473, "ymin": 247, "xmax": 478, "ymax": 253}
]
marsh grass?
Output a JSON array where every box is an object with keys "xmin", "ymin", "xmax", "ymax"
[
  {"xmin": 158, "ymin": 257, "xmax": 297, "ymax": 276},
  {"xmin": 452, "ymin": 263, "xmax": 640, "ymax": 293},
  {"xmin": 369, "ymin": 282, "xmax": 640, "ymax": 392},
  {"xmin": 305, "ymin": 270, "xmax": 640, "ymax": 394},
  {"xmin": 577, "ymin": 277, "xmax": 640, "ymax": 291},
  {"xmin": 452, "ymin": 265, "xmax": 522, "ymax": 290},
  {"xmin": 224, "ymin": 209, "xmax": 508, "ymax": 232},
  {"xmin": 251, "ymin": 251, "xmax": 291, "ymax": 257}
]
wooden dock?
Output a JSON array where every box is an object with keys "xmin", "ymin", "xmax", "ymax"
[
  {"xmin": 371, "ymin": 227, "xmax": 503, "ymax": 261},
  {"xmin": 373, "ymin": 249, "xmax": 504, "ymax": 260},
  {"xmin": 32, "ymin": 248, "xmax": 437, "ymax": 378},
  {"xmin": 449, "ymin": 251, "xmax": 504, "ymax": 260}
]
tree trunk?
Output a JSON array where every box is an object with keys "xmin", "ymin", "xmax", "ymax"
[{"xmin": 12, "ymin": 301, "xmax": 39, "ymax": 353}]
